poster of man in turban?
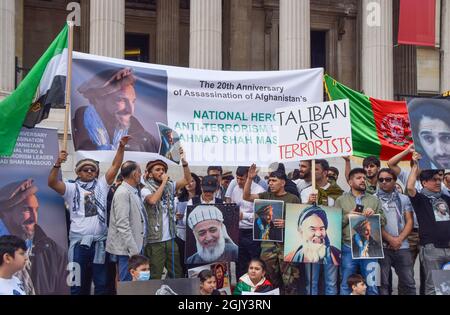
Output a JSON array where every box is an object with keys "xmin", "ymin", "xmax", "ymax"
[
  {"xmin": 284, "ymin": 204, "xmax": 342, "ymax": 265},
  {"xmin": 185, "ymin": 204, "xmax": 239, "ymax": 264}
]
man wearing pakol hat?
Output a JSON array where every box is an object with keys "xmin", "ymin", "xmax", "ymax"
[
  {"xmin": 254, "ymin": 204, "xmax": 278, "ymax": 241},
  {"xmin": 72, "ymin": 67, "xmax": 159, "ymax": 152},
  {"xmin": 186, "ymin": 205, "xmax": 238, "ymax": 264},
  {"xmin": 141, "ymin": 149, "xmax": 192, "ymax": 279},
  {"xmin": 0, "ymin": 179, "xmax": 68, "ymax": 295},
  {"xmin": 48, "ymin": 136, "xmax": 130, "ymax": 295},
  {"xmin": 285, "ymin": 205, "xmax": 340, "ymax": 265}
]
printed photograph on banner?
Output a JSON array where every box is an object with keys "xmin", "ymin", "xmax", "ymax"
[
  {"xmin": 253, "ymin": 199, "xmax": 284, "ymax": 242},
  {"xmin": 185, "ymin": 204, "xmax": 239, "ymax": 264},
  {"xmin": 407, "ymin": 98, "xmax": 450, "ymax": 170},
  {"xmin": 275, "ymin": 100, "xmax": 353, "ymax": 163},
  {"xmin": 284, "ymin": 203, "xmax": 342, "ymax": 265},
  {"xmin": 349, "ymin": 214, "xmax": 384, "ymax": 259},
  {"xmin": 432, "ymin": 270, "xmax": 450, "ymax": 295},
  {"xmin": 70, "ymin": 54, "xmax": 168, "ymax": 153},
  {"xmin": 156, "ymin": 122, "xmax": 181, "ymax": 164},
  {"xmin": 0, "ymin": 128, "xmax": 69, "ymax": 295},
  {"xmin": 187, "ymin": 262, "xmax": 231, "ymax": 295},
  {"xmin": 117, "ymin": 278, "xmax": 200, "ymax": 295},
  {"xmin": 432, "ymin": 200, "xmax": 450, "ymax": 222}
]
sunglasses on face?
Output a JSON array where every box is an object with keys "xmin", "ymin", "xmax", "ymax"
[
  {"xmin": 378, "ymin": 177, "xmax": 393, "ymax": 183},
  {"xmin": 81, "ymin": 167, "xmax": 96, "ymax": 173}
]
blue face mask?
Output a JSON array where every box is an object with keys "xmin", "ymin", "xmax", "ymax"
[{"xmin": 137, "ymin": 271, "xmax": 150, "ymax": 281}]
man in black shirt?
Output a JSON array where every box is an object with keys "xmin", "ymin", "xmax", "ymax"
[{"xmin": 406, "ymin": 152, "xmax": 450, "ymax": 295}]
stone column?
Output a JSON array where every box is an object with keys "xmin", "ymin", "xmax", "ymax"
[
  {"xmin": 156, "ymin": 0, "xmax": 179, "ymax": 65},
  {"xmin": 89, "ymin": 0, "xmax": 124, "ymax": 59},
  {"xmin": 279, "ymin": 0, "xmax": 310, "ymax": 70},
  {"xmin": 0, "ymin": 0, "xmax": 15, "ymax": 98},
  {"xmin": 229, "ymin": 0, "xmax": 252, "ymax": 70},
  {"xmin": 441, "ymin": 0, "xmax": 450, "ymax": 92},
  {"xmin": 361, "ymin": 0, "xmax": 394, "ymax": 99},
  {"xmin": 189, "ymin": 0, "xmax": 222, "ymax": 69}
]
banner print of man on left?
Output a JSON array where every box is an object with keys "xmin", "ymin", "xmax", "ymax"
[
  {"xmin": 71, "ymin": 56, "xmax": 168, "ymax": 153},
  {"xmin": 0, "ymin": 128, "xmax": 69, "ymax": 295}
]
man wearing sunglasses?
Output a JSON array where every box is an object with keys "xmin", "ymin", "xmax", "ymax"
[
  {"xmin": 376, "ymin": 168, "xmax": 416, "ymax": 295},
  {"xmin": 407, "ymin": 152, "xmax": 450, "ymax": 295},
  {"xmin": 48, "ymin": 135, "xmax": 130, "ymax": 295}
]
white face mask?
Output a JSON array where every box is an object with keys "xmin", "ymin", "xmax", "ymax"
[{"xmin": 137, "ymin": 271, "xmax": 150, "ymax": 281}]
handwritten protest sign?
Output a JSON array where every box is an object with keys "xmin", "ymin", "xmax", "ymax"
[{"xmin": 275, "ymin": 99, "xmax": 352, "ymax": 162}]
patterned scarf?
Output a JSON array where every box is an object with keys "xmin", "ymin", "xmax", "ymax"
[
  {"xmin": 73, "ymin": 178, "xmax": 106, "ymax": 225},
  {"xmin": 84, "ymin": 105, "xmax": 128, "ymax": 150},
  {"xmin": 376, "ymin": 189, "xmax": 404, "ymax": 233},
  {"xmin": 145, "ymin": 178, "xmax": 175, "ymax": 235}
]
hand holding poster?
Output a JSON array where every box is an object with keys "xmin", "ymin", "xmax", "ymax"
[{"xmin": 275, "ymin": 100, "xmax": 352, "ymax": 162}]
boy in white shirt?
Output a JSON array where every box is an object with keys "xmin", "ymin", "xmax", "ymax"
[{"xmin": 0, "ymin": 235, "xmax": 28, "ymax": 295}]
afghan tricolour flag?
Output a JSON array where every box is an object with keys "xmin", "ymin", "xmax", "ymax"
[
  {"xmin": 324, "ymin": 74, "xmax": 413, "ymax": 160},
  {"xmin": 0, "ymin": 24, "xmax": 68, "ymax": 157}
]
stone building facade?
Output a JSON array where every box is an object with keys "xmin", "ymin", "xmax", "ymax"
[{"xmin": 0, "ymin": 0, "xmax": 449, "ymax": 178}]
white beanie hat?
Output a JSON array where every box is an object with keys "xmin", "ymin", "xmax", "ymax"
[{"xmin": 187, "ymin": 205, "xmax": 224, "ymax": 230}]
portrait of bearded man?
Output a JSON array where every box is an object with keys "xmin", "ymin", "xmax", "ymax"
[
  {"xmin": 285, "ymin": 205, "xmax": 340, "ymax": 265},
  {"xmin": 186, "ymin": 205, "xmax": 238, "ymax": 264}
]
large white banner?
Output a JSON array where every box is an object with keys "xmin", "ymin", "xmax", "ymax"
[
  {"xmin": 275, "ymin": 100, "xmax": 353, "ymax": 162},
  {"xmin": 70, "ymin": 52, "xmax": 323, "ymax": 166}
]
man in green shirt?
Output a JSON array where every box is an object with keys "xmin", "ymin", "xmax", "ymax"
[
  {"xmin": 335, "ymin": 168, "xmax": 386, "ymax": 295},
  {"xmin": 243, "ymin": 164, "xmax": 301, "ymax": 295}
]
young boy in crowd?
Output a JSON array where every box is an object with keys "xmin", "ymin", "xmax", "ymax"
[
  {"xmin": 128, "ymin": 255, "xmax": 151, "ymax": 281},
  {"xmin": 0, "ymin": 235, "xmax": 28, "ymax": 295},
  {"xmin": 198, "ymin": 270, "xmax": 220, "ymax": 295},
  {"xmin": 348, "ymin": 274, "xmax": 367, "ymax": 295}
]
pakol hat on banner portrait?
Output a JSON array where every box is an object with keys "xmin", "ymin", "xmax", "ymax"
[
  {"xmin": 256, "ymin": 204, "xmax": 273, "ymax": 217},
  {"xmin": 0, "ymin": 179, "xmax": 38, "ymax": 211},
  {"xmin": 77, "ymin": 67, "xmax": 137, "ymax": 103}
]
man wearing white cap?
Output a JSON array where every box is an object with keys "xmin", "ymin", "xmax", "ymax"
[{"xmin": 186, "ymin": 205, "xmax": 238, "ymax": 264}]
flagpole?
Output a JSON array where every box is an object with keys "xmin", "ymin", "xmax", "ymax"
[
  {"xmin": 63, "ymin": 21, "xmax": 74, "ymax": 152},
  {"xmin": 311, "ymin": 159, "xmax": 316, "ymax": 195}
]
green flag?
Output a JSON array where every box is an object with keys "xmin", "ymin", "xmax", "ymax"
[{"xmin": 0, "ymin": 24, "xmax": 68, "ymax": 157}]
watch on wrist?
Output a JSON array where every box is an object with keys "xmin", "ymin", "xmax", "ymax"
[{"xmin": 53, "ymin": 164, "xmax": 61, "ymax": 168}]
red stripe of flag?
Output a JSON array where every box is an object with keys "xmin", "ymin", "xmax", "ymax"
[
  {"xmin": 398, "ymin": 0, "xmax": 436, "ymax": 47},
  {"xmin": 369, "ymin": 97, "xmax": 413, "ymax": 160}
]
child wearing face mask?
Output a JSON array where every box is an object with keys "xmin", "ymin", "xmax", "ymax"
[
  {"xmin": 128, "ymin": 255, "xmax": 150, "ymax": 281},
  {"xmin": 198, "ymin": 270, "xmax": 221, "ymax": 295},
  {"xmin": 233, "ymin": 258, "xmax": 274, "ymax": 295}
]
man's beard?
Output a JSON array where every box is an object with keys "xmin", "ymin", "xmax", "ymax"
[
  {"xmin": 196, "ymin": 236, "xmax": 226, "ymax": 263},
  {"xmin": 302, "ymin": 240, "xmax": 327, "ymax": 263}
]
